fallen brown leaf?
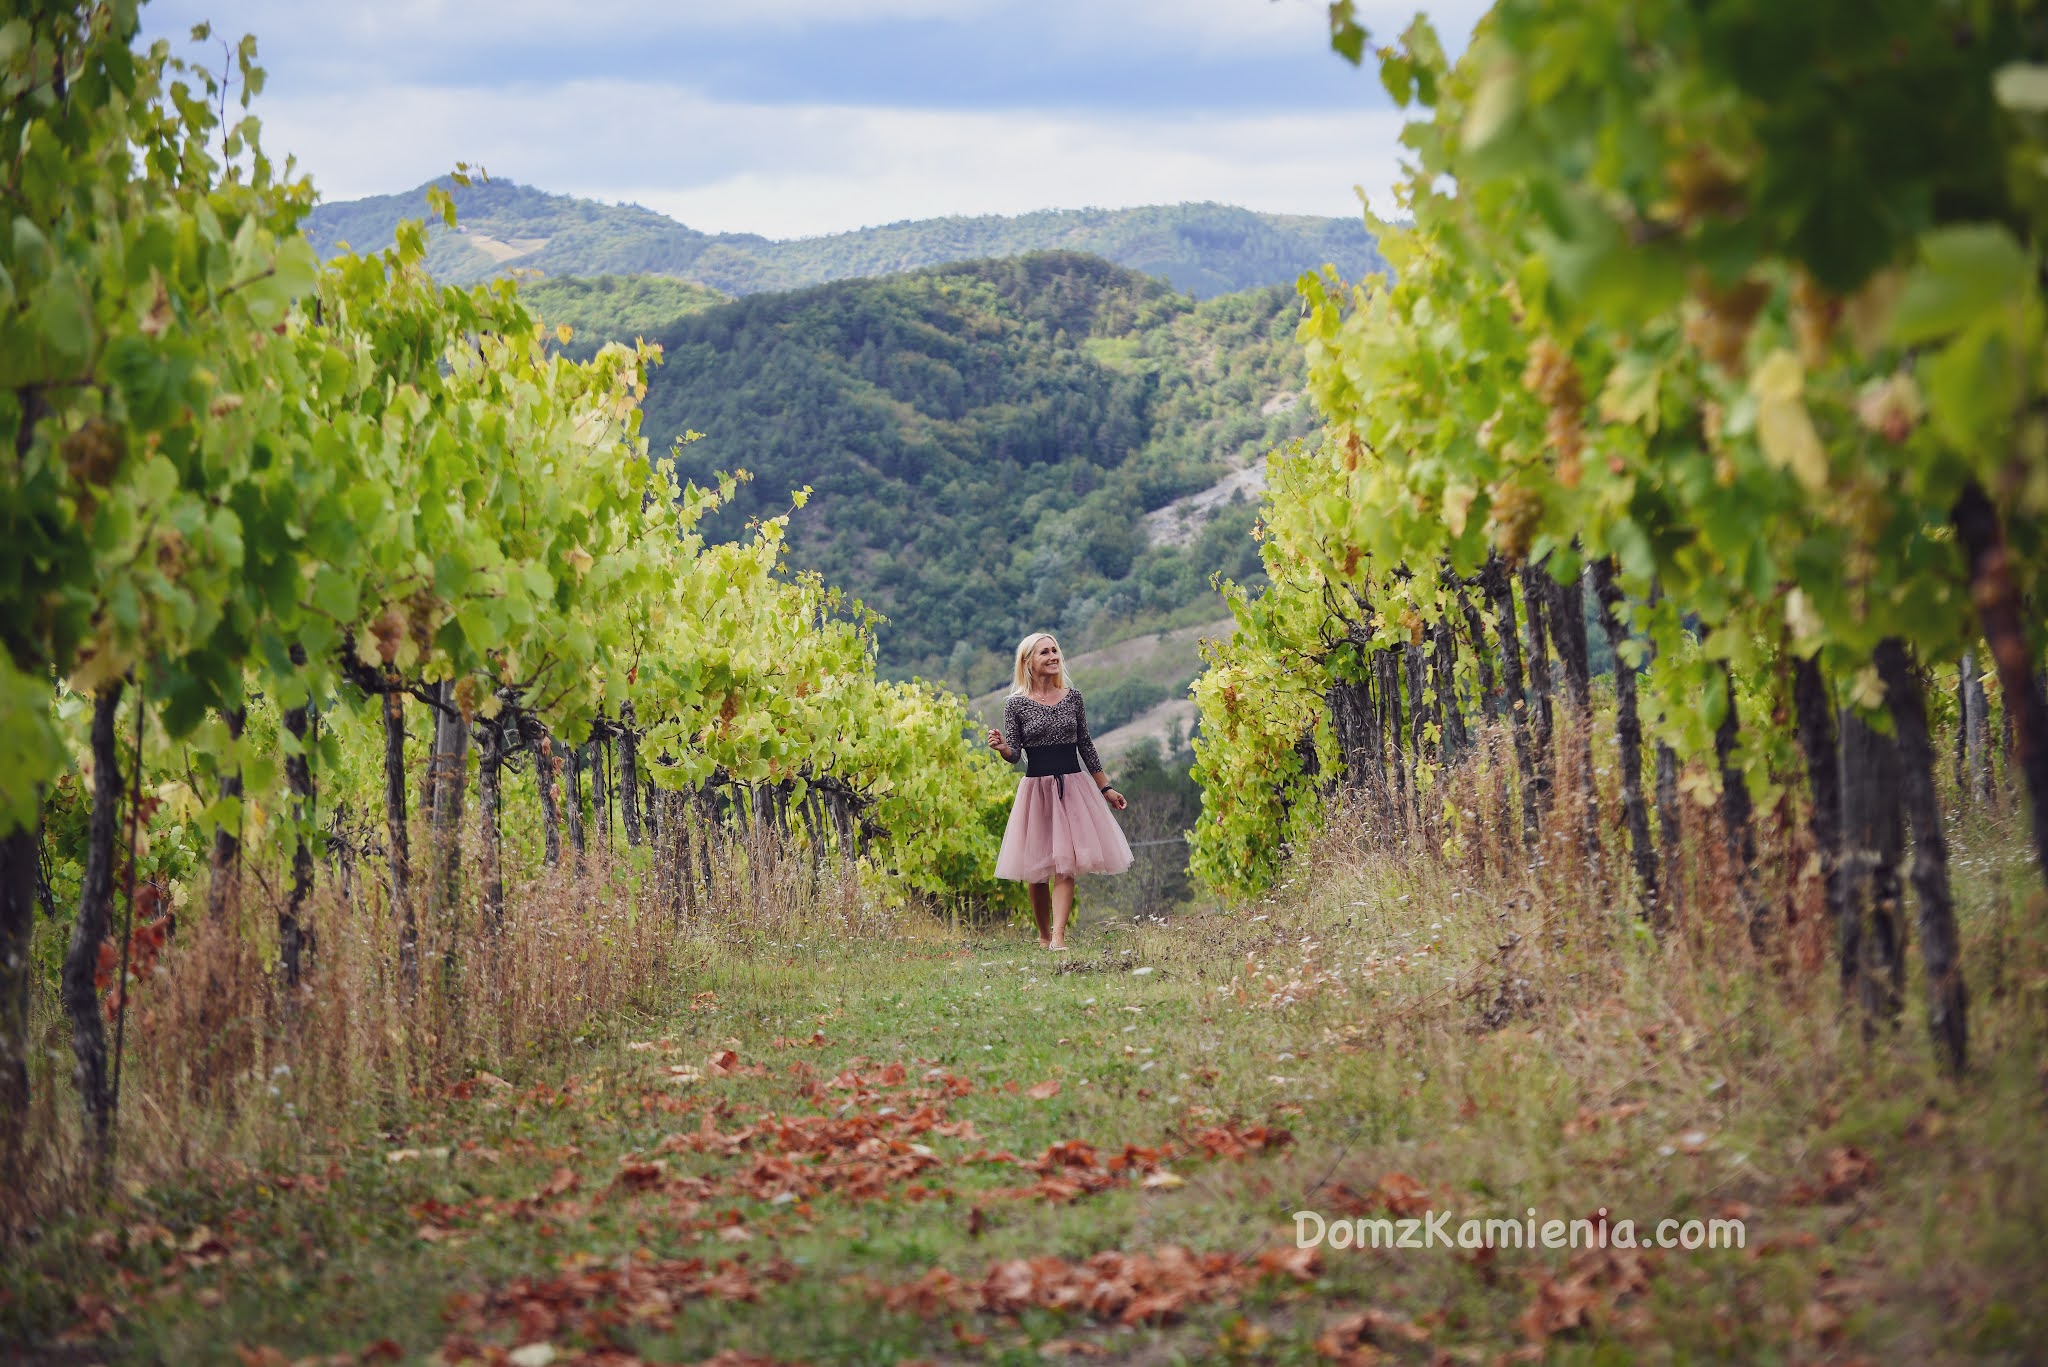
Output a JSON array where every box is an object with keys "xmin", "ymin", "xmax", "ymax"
[
  {"xmin": 533, "ymin": 1166, "xmax": 580, "ymax": 1201},
  {"xmin": 1819, "ymin": 1145, "xmax": 1878, "ymax": 1202},
  {"xmin": 1316, "ymin": 1306, "xmax": 1430, "ymax": 1363},
  {"xmin": 880, "ymin": 1244, "xmax": 1319, "ymax": 1329},
  {"xmin": 1801, "ymin": 1299, "xmax": 1846, "ymax": 1345},
  {"xmin": 1375, "ymin": 1172, "xmax": 1432, "ymax": 1217},
  {"xmin": 1192, "ymin": 1123, "xmax": 1294, "ymax": 1161}
]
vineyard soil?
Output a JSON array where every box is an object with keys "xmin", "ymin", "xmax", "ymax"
[{"xmin": 6, "ymin": 807, "xmax": 2043, "ymax": 1364}]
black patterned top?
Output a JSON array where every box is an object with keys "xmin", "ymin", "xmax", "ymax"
[{"xmin": 1001, "ymin": 688, "xmax": 1104, "ymax": 774}]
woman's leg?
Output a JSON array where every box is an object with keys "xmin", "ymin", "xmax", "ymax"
[
  {"xmin": 1029, "ymin": 881, "xmax": 1052, "ymax": 946},
  {"xmin": 1049, "ymin": 875, "xmax": 1075, "ymax": 949}
]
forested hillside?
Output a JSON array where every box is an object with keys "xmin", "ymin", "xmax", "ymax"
[
  {"xmin": 638, "ymin": 252, "xmax": 1316, "ymax": 674},
  {"xmin": 305, "ymin": 178, "xmax": 1386, "ymax": 299},
  {"xmin": 517, "ymin": 274, "xmax": 726, "ymax": 355}
]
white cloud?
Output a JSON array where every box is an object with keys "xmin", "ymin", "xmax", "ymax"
[
  {"xmin": 146, "ymin": 1, "xmax": 1486, "ymax": 236},
  {"xmin": 264, "ymin": 80, "xmax": 1416, "ymax": 237},
  {"xmin": 629, "ymin": 106, "xmax": 1414, "ymax": 236},
  {"xmin": 1113, "ymin": 0, "xmax": 1486, "ymax": 54},
  {"xmin": 156, "ymin": 0, "xmax": 1480, "ymax": 54},
  {"xmin": 159, "ymin": 0, "xmax": 996, "ymax": 40},
  {"xmin": 326, "ymin": 0, "xmax": 1004, "ymax": 43}
]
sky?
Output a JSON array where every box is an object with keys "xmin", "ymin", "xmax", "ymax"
[{"xmin": 137, "ymin": 1, "xmax": 1485, "ymax": 240}]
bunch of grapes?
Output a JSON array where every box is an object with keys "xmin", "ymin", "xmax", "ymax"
[
  {"xmin": 1522, "ymin": 337, "xmax": 1586, "ymax": 486},
  {"xmin": 1485, "ymin": 478, "xmax": 1545, "ymax": 560},
  {"xmin": 1682, "ymin": 277, "xmax": 1771, "ymax": 374}
]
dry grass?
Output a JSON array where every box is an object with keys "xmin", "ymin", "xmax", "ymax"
[
  {"xmin": 1093, "ymin": 709, "xmax": 2048, "ymax": 1357},
  {"xmin": 5, "ymin": 814, "xmax": 912, "ymax": 1237},
  {"xmin": 6, "ymin": 709, "xmax": 2046, "ymax": 1362}
]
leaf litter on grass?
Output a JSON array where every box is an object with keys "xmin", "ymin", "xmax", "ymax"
[
  {"xmin": 440, "ymin": 1252, "xmax": 797, "ymax": 1363},
  {"xmin": 29, "ymin": 859, "xmax": 2040, "ymax": 1367},
  {"xmin": 873, "ymin": 1242, "xmax": 1323, "ymax": 1328}
]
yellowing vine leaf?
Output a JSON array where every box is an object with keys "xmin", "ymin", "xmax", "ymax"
[
  {"xmin": 1596, "ymin": 355, "xmax": 1661, "ymax": 430},
  {"xmin": 1751, "ymin": 351, "xmax": 1829, "ymax": 492}
]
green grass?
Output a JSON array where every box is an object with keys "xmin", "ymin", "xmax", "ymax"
[{"xmin": 7, "ymin": 808, "xmax": 2047, "ymax": 1365}]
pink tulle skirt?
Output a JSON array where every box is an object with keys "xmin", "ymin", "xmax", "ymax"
[{"xmin": 994, "ymin": 776, "xmax": 1135, "ymax": 883}]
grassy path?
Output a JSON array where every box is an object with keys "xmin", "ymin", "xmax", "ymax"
[{"xmin": 7, "ymin": 830, "xmax": 2047, "ymax": 1364}]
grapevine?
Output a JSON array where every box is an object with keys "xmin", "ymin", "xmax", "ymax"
[
  {"xmin": 1191, "ymin": 0, "xmax": 2048, "ymax": 1077},
  {"xmin": 0, "ymin": 4, "xmax": 1016, "ymax": 1170}
]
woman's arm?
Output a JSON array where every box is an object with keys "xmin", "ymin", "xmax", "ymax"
[
  {"xmin": 998, "ymin": 697, "xmax": 1024, "ymax": 762},
  {"xmin": 1072, "ymin": 693, "xmax": 1126, "ymax": 809},
  {"xmin": 1075, "ymin": 692, "xmax": 1105, "ymax": 778}
]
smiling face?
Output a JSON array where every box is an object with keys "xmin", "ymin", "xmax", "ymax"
[{"xmin": 1030, "ymin": 636, "xmax": 1063, "ymax": 690}]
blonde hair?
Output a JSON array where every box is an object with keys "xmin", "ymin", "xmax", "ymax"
[{"xmin": 1009, "ymin": 631, "xmax": 1072, "ymax": 697}]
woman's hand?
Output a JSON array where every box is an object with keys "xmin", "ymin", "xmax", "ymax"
[
  {"xmin": 1102, "ymin": 786, "xmax": 1127, "ymax": 811},
  {"xmin": 985, "ymin": 728, "xmax": 1008, "ymax": 758}
]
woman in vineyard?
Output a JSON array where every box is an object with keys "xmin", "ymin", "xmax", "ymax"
[{"xmin": 986, "ymin": 633, "xmax": 1132, "ymax": 948}]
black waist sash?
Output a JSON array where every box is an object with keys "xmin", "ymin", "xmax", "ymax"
[{"xmin": 1024, "ymin": 744, "xmax": 1084, "ymax": 797}]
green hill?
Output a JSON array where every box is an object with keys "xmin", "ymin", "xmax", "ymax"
[
  {"xmin": 304, "ymin": 179, "xmax": 1385, "ymax": 300},
  {"xmin": 305, "ymin": 180, "xmax": 716, "ymax": 285},
  {"xmin": 516, "ymin": 275, "xmax": 727, "ymax": 354},
  {"xmin": 639, "ymin": 252, "xmax": 1315, "ymax": 675}
]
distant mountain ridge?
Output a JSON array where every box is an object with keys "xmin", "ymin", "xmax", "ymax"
[
  {"xmin": 304, "ymin": 179, "xmax": 1385, "ymax": 300},
  {"xmin": 640, "ymin": 252, "xmax": 1313, "ymax": 674}
]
